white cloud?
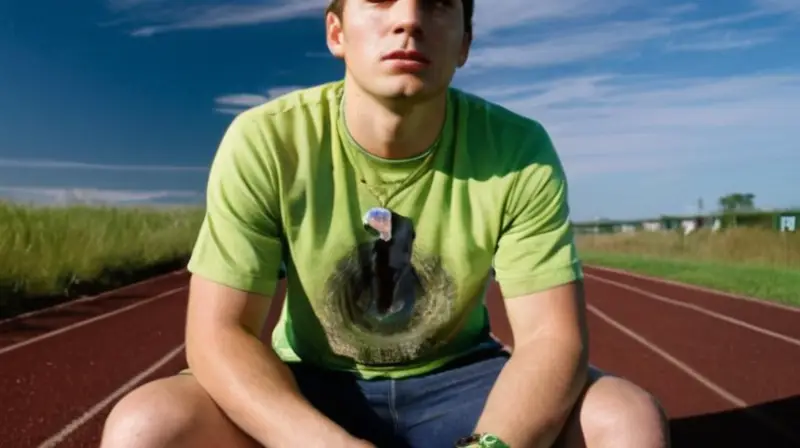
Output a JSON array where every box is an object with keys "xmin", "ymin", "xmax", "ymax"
[
  {"xmin": 664, "ymin": 28, "xmax": 779, "ymax": 52},
  {"xmin": 470, "ymin": 0, "xmax": 631, "ymax": 37},
  {"xmin": 464, "ymin": 10, "xmax": 772, "ymax": 70},
  {"xmin": 214, "ymin": 93, "xmax": 272, "ymax": 108},
  {"xmin": 754, "ymin": 0, "xmax": 800, "ymax": 14},
  {"xmin": 464, "ymin": 72, "xmax": 800, "ymax": 176},
  {"xmin": 0, "ymin": 158, "xmax": 207, "ymax": 172},
  {"xmin": 108, "ymin": 0, "xmax": 328, "ymax": 37},
  {"xmin": 112, "ymin": 0, "xmax": 630, "ymax": 38},
  {"xmin": 452, "ymin": 1, "xmax": 796, "ymax": 174},
  {"xmin": 214, "ymin": 85, "xmax": 305, "ymax": 114},
  {"xmin": 0, "ymin": 186, "xmax": 202, "ymax": 205}
]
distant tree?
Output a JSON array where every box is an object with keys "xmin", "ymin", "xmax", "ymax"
[{"xmin": 718, "ymin": 193, "xmax": 756, "ymax": 213}]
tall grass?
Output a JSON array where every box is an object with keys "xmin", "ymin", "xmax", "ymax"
[
  {"xmin": 575, "ymin": 228, "xmax": 800, "ymax": 304},
  {"xmin": 0, "ymin": 201, "xmax": 204, "ymax": 312},
  {"xmin": 3, "ymin": 200, "xmax": 796, "ymax": 312},
  {"xmin": 576, "ymin": 227, "xmax": 800, "ymax": 269}
]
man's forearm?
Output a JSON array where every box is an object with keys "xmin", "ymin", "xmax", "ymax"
[
  {"xmin": 187, "ymin": 327, "xmax": 365, "ymax": 448},
  {"xmin": 473, "ymin": 338, "xmax": 589, "ymax": 447}
]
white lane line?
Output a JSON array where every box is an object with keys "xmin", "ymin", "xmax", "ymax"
[
  {"xmin": 585, "ymin": 265, "xmax": 800, "ymax": 313},
  {"xmin": 0, "ymin": 287, "xmax": 187, "ymax": 357},
  {"xmin": 0, "ymin": 269, "xmax": 186, "ymax": 326},
  {"xmin": 587, "ymin": 304, "xmax": 800, "ymax": 445},
  {"xmin": 587, "ymin": 274, "xmax": 800, "ymax": 349},
  {"xmin": 37, "ymin": 344, "xmax": 186, "ymax": 448}
]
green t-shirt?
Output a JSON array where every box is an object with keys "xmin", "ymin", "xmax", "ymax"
[{"xmin": 187, "ymin": 80, "xmax": 583, "ymax": 379}]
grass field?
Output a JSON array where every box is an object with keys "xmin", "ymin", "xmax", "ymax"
[
  {"xmin": 3, "ymin": 199, "xmax": 799, "ymax": 317},
  {"xmin": 0, "ymin": 201, "xmax": 204, "ymax": 317},
  {"xmin": 576, "ymin": 228, "xmax": 800, "ymax": 306}
]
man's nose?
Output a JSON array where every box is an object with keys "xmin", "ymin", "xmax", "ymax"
[{"xmin": 390, "ymin": 0, "xmax": 425, "ymax": 37}]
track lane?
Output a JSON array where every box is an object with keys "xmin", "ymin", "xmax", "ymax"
[
  {"xmin": 1, "ymin": 268, "xmax": 799, "ymax": 447},
  {"xmin": 583, "ymin": 305, "xmax": 733, "ymax": 419},
  {"xmin": 40, "ymin": 348, "xmax": 188, "ymax": 448},
  {"xmin": 584, "ymin": 266, "xmax": 800, "ymax": 339},
  {"xmin": 61, "ymin": 357, "xmax": 189, "ymax": 448},
  {"xmin": 0, "ymin": 272, "xmax": 189, "ymax": 350},
  {"xmin": 470, "ymin": 279, "xmax": 800, "ymax": 446},
  {"xmin": 60, "ymin": 281, "xmax": 287, "ymax": 448},
  {"xmin": 582, "ymin": 278, "xmax": 800, "ymax": 404},
  {"xmin": 0, "ymin": 287, "xmax": 188, "ymax": 447},
  {"xmin": 583, "ymin": 277, "xmax": 800, "ymax": 444},
  {"xmin": 585, "ymin": 303, "xmax": 799, "ymax": 447}
]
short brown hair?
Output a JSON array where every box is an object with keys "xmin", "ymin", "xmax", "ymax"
[{"xmin": 326, "ymin": 0, "xmax": 474, "ymax": 35}]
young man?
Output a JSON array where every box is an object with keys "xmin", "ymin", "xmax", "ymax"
[{"xmin": 100, "ymin": 0, "xmax": 670, "ymax": 447}]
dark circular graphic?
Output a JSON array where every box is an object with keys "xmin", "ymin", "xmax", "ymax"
[{"xmin": 318, "ymin": 211, "xmax": 457, "ymax": 365}]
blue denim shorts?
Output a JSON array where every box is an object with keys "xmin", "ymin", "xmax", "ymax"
[{"xmin": 288, "ymin": 341, "xmax": 512, "ymax": 447}]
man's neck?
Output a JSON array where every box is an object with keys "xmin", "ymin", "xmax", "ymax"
[{"xmin": 343, "ymin": 79, "xmax": 448, "ymax": 160}]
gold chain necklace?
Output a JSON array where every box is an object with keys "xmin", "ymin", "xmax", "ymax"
[
  {"xmin": 351, "ymin": 148, "xmax": 437, "ymax": 207},
  {"xmin": 339, "ymin": 96, "xmax": 441, "ymax": 208}
]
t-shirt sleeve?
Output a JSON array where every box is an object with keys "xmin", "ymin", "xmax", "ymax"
[
  {"xmin": 186, "ymin": 112, "xmax": 284, "ymax": 297},
  {"xmin": 492, "ymin": 122, "xmax": 583, "ymax": 299}
]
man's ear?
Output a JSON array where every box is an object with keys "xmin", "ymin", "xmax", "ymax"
[{"xmin": 326, "ymin": 11, "xmax": 345, "ymax": 59}]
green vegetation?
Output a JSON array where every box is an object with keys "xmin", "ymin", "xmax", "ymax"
[
  {"xmin": 717, "ymin": 192, "xmax": 756, "ymax": 213},
  {"xmin": 3, "ymin": 190, "xmax": 797, "ymax": 317},
  {"xmin": 0, "ymin": 201, "xmax": 204, "ymax": 316},
  {"xmin": 576, "ymin": 228, "xmax": 800, "ymax": 306}
]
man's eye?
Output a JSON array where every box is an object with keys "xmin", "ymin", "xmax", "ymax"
[
  {"xmin": 426, "ymin": 0, "xmax": 453, "ymax": 7},
  {"xmin": 364, "ymin": 0, "xmax": 454, "ymax": 9}
]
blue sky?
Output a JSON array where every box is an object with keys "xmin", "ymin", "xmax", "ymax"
[{"xmin": 1, "ymin": 0, "xmax": 798, "ymax": 221}]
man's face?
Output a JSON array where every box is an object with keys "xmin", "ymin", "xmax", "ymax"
[{"xmin": 326, "ymin": 0, "xmax": 471, "ymax": 102}]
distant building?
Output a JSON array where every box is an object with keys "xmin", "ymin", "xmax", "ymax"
[{"xmin": 642, "ymin": 221, "xmax": 662, "ymax": 231}]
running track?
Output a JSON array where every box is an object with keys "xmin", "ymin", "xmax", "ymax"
[{"xmin": 1, "ymin": 267, "xmax": 799, "ymax": 447}]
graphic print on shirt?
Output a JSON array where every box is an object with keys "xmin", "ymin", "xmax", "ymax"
[{"xmin": 318, "ymin": 210, "xmax": 457, "ymax": 364}]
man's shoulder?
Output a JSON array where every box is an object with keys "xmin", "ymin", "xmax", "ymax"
[
  {"xmin": 220, "ymin": 81, "xmax": 343, "ymax": 161},
  {"xmin": 451, "ymin": 87, "xmax": 545, "ymax": 132},
  {"xmin": 234, "ymin": 81, "xmax": 342, "ymax": 126},
  {"xmin": 448, "ymin": 88, "xmax": 560, "ymax": 173}
]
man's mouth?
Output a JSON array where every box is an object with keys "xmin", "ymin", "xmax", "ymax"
[{"xmin": 381, "ymin": 50, "xmax": 431, "ymax": 64}]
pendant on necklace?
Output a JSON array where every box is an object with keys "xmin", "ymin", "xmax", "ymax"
[{"xmin": 363, "ymin": 207, "xmax": 392, "ymax": 241}]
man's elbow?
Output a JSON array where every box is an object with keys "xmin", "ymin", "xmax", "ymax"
[
  {"xmin": 516, "ymin": 328, "xmax": 589, "ymax": 378},
  {"xmin": 558, "ymin": 327, "xmax": 590, "ymax": 377},
  {"xmin": 185, "ymin": 321, "xmax": 224, "ymax": 375},
  {"xmin": 185, "ymin": 319, "xmax": 252, "ymax": 372}
]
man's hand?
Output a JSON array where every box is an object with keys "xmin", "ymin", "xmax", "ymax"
[
  {"xmin": 185, "ymin": 274, "xmax": 364, "ymax": 448},
  {"xmin": 472, "ymin": 280, "xmax": 589, "ymax": 448}
]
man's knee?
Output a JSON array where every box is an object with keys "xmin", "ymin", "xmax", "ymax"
[
  {"xmin": 579, "ymin": 375, "xmax": 670, "ymax": 447},
  {"xmin": 100, "ymin": 377, "xmax": 201, "ymax": 448},
  {"xmin": 100, "ymin": 375, "xmax": 254, "ymax": 448}
]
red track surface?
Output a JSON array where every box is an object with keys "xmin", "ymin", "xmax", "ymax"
[{"xmin": 2, "ymin": 266, "xmax": 799, "ymax": 447}]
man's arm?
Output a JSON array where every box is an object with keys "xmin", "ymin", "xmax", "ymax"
[
  {"xmin": 185, "ymin": 275, "xmax": 368, "ymax": 447},
  {"xmin": 184, "ymin": 113, "xmax": 370, "ymax": 448},
  {"xmin": 473, "ymin": 282, "xmax": 588, "ymax": 447},
  {"xmin": 474, "ymin": 122, "xmax": 588, "ymax": 447}
]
